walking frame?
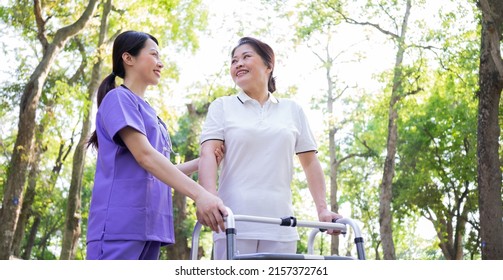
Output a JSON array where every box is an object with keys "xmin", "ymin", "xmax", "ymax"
[{"xmin": 190, "ymin": 207, "xmax": 366, "ymax": 260}]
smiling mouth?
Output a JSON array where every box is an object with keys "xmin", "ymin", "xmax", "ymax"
[{"xmin": 236, "ymin": 70, "xmax": 248, "ymax": 77}]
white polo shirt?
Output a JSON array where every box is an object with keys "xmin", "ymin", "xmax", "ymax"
[{"xmin": 200, "ymin": 91, "xmax": 318, "ymax": 241}]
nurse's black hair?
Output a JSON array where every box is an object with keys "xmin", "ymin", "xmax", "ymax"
[
  {"xmin": 231, "ymin": 37, "xmax": 276, "ymax": 93},
  {"xmin": 87, "ymin": 31, "xmax": 159, "ymax": 149}
]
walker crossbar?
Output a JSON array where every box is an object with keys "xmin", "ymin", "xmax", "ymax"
[
  {"xmin": 228, "ymin": 214, "xmax": 347, "ymax": 232},
  {"xmin": 190, "ymin": 207, "xmax": 366, "ymax": 260}
]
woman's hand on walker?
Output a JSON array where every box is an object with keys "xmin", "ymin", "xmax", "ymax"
[{"xmin": 318, "ymin": 208, "xmax": 343, "ymax": 235}]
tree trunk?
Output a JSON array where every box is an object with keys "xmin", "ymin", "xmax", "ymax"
[
  {"xmin": 375, "ymin": 242, "xmax": 381, "ymax": 260},
  {"xmin": 313, "ymin": 33, "xmax": 373, "ymax": 256},
  {"xmin": 60, "ymin": 0, "xmax": 112, "ymax": 260},
  {"xmin": 377, "ymin": 0, "xmax": 412, "ymax": 260},
  {"xmin": 21, "ymin": 215, "xmax": 41, "ymax": 260},
  {"xmin": 165, "ymin": 191, "xmax": 191, "ymax": 260},
  {"xmin": 11, "ymin": 127, "xmax": 44, "ymax": 258},
  {"xmin": 37, "ymin": 216, "xmax": 63, "ymax": 259},
  {"xmin": 322, "ymin": 39, "xmax": 340, "ymax": 256},
  {"xmin": 477, "ymin": 0, "xmax": 503, "ymax": 260},
  {"xmin": 427, "ymin": 182, "xmax": 471, "ymax": 260},
  {"xmin": 0, "ymin": 0, "xmax": 99, "ymax": 260},
  {"xmin": 337, "ymin": 0, "xmax": 412, "ymax": 260},
  {"xmin": 378, "ymin": 102, "xmax": 398, "ymax": 260},
  {"xmin": 329, "ymin": 130, "xmax": 340, "ymax": 256},
  {"xmin": 14, "ymin": 98, "xmax": 63, "ymax": 258},
  {"xmin": 434, "ymin": 215, "xmax": 466, "ymax": 260}
]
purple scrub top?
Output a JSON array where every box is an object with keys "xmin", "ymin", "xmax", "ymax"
[{"xmin": 87, "ymin": 85, "xmax": 174, "ymax": 244}]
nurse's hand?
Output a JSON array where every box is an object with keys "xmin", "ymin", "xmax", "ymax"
[
  {"xmin": 195, "ymin": 191, "xmax": 227, "ymax": 233},
  {"xmin": 214, "ymin": 143, "xmax": 225, "ymax": 166}
]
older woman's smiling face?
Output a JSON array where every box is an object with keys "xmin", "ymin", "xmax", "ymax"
[{"xmin": 230, "ymin": 44, "xmax": 272, "ymax": 92}]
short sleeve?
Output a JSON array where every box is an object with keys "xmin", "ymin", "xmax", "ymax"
[
  {"xmin": 99, "ymin": 88, "xmax": 146, "ymax": 146},
  {"xmin": 200, "ymin": 97, "xmax": 225, "ymax": 144},
  {"xmin": 294, "ymin": 102, "xmax": 318, "ymax": 154}
]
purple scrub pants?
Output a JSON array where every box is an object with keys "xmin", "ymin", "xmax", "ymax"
[{"xmin": 86, "ymin": 240, "xmax": 162, "ymax": 260}]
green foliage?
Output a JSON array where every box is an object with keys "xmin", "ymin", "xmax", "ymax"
[
  {"xmin": 392, "ymin": 29, "xmax": 479, "ymax": 258},
  {"xmin": 293, "ymin": 0, "xmax": 343, "ymax": 40},
  {"xmin": 0, "ymin": 0, "xmax": 490, "ymax": 260},
  {"xmin": 338, "ymin": 155, "xmax": 381, "ymax": 258},
  {"xmin": 118, "ymin": 0, "xmax": 208, "ymax": 53},
  {"xmin": 283, "ymin": 0, "xmax": 481, "ymax": 259},
  {"xmin": 0, "ymin": 1, "xmax": 36, "ymax": 39}
]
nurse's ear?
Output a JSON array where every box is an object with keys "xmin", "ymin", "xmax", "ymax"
[{"xmin": 122, "ymin": 52, "xmax": 135, "ymax": 66}]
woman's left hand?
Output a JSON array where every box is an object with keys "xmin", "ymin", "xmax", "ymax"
[{"xmin": 318, "ymin": 208, "xmax": 343, "ymax": 235}]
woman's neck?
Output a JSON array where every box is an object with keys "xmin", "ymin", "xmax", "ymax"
[
  {"xmin": 123, "ymin": 79, "xmax": 147, "ymax": 99},
  {"xmin": 244, "ymin": 87, "xmax": 269, "ymax": 105}
]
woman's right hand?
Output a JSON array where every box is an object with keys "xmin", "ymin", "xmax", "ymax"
[{"xmin": 195, "ymin": 191, "xmax": 227, "ymax": 233}]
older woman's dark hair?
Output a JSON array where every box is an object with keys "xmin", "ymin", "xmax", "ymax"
[
  {"xmin": 87, "ymin": 31, "xmax": 159, "ymax": 149},
  {"xmin": 231, "ymin": 37, "xmax": 276, "ymax": 93}
]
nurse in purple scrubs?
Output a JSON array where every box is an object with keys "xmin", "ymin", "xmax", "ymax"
[{"xmin": 86, "ymin": 30, "xmax": 227, "ymax": 260}]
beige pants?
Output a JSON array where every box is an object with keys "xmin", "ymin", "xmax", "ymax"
[{"xmin": 213, "ymin": 239, "xmax": 297, "ymax": 260}]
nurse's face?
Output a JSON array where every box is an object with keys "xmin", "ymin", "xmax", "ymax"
[
  {"xmin": 230, "ymin": 44, "xmax": 271, "ymax": 91},
  {"xmin": 128, "ymin": 39, "xmax": 164, "ymax": 86}
]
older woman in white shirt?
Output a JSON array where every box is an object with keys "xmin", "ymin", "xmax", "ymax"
[{"xmin": 198, "ymin": 37, "xmax": 342, "ymax": 260}]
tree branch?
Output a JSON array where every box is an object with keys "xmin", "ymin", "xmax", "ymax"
[
  {"xmin": 332, "ymin": 85, "xmax": 348, "ymax": 102},
  {"xmin": 405, "ymin": 87, "xmax": 422, "ymax": 97},
  {"xmin": 378, "ymin": 2, "xmax": 399, "ymax": 32},
  {"xmin": 52, "ymin": 0, "xmax": 99, "ymax": 46},
  {"xmin": 34, "ymin": 0, "xmax": 49, "ymax": 51},
  {"xmin": 105, "ymin": 29, "xmax": 123, "ymax": 46},
  {"xmin": 68, "ymin": 37, "xmax": 87, "ymax": 85},
  {"xmin": 335, "ymin": 10, "xmax": 399, "ymax": 39}
]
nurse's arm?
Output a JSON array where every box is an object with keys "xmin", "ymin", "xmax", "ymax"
[
  {"xmin": 176, "ymin": 159, "xmax": 199, "ymax": 175},
  {"xmin": 118, "ymin": 127, "xmax": 227, "ymax": 232}
]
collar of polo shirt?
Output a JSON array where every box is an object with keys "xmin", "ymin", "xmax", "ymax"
[{"xmin": 237, "ymin": 91, "xmax": 279, "ymax": 104}]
